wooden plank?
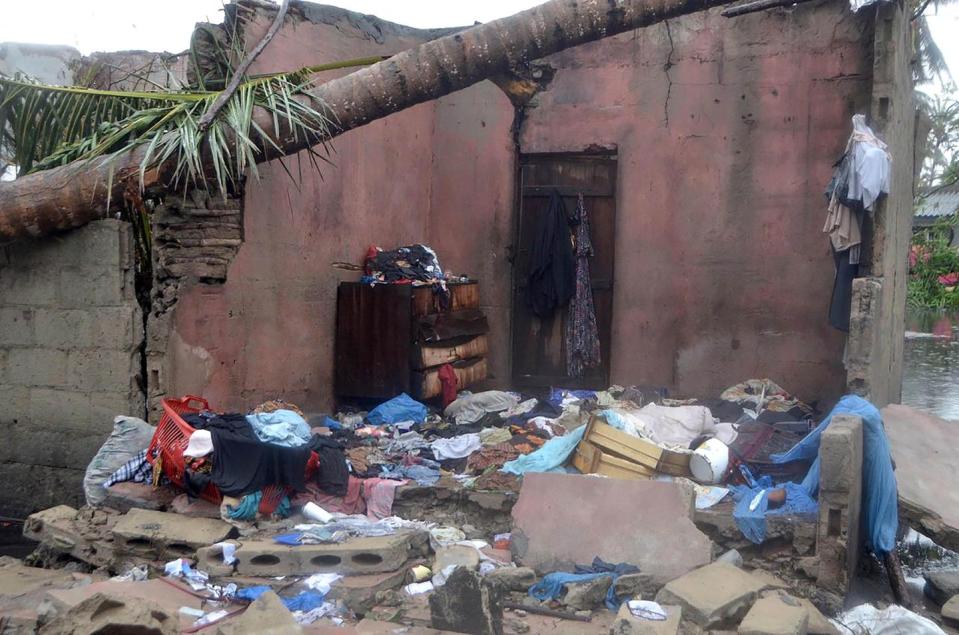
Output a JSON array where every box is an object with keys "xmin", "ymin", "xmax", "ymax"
[
  {"xmin": 572, "ymin": 440, "xmax": 601, "ymax": 474},
  {"xmin": 573, "ymin": 439, "xmax": 654, "ymax": 480},
  {"xmin": 411, "ymin": 282, "xmax": 480, "ymax": 317},
  {"xmin": 412, "ymin": 357, "xmax": 488, "ymax": 400},
  {"xmin": 585, "ymin": 415, "xmax": 692, "ymax": 477},
  {"xmin": 413, "ymin": 335, "xmax": 488, "ymax": 369}
]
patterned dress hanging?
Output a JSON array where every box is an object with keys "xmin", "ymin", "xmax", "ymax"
[{"xmin": 565, "ymin": 193, "xmax": 601, "ymax": 377}]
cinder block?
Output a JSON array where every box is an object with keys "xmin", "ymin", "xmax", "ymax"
[
  {"xmin": 197, "ymin": 540, "xmax": 241, "ymax": 577},
  {"xmin": 0, "ymin": 463, "xmax": 85, "ymax": 516},
  {"xmin": 29, "ymin": 388, "xmax": 92, "ymax": 428},
  {"xmin": 0, "ymin": 385, "xmax": 30, "ymax": 422},
  {"xmin": 112, "ymin": 509, "xmax": 235, "ymax": 560},
  {"xmin": 0, "ymin": 420, "xmax": 103, "ymax": 470},
  {"xmin": 234, "ymin": 532, "xmax": 418, "ymax": 577},
  {"xmin": 22, "ymin": 504, "xmax": 117, "ymax": 567},
  {"xmin": 91, "ymin": 306, "xmax": 142, "ymax": 351},
  {"xmin": 66, "ymin": 349, "xmax": 138, "ymax": 392},
  {"xmin": 6, "ymin": 348, "xmax": 68, "ymax": 387},
  {"xmin": 0, "ymin": 307, "xmax": 35, "ymax": 347},
  {"xmin": 33, "ymin": 309, "xmax": 93, "ymax": 349},
  {"xmin": 0, "ymin": 268, "xmax": 59, "ymax": 306},
  {"xmin": 58, "ymin": 268, "xmax": 126, "ymax": 308},
  {"xmin": 89, "ymin": 391, "xmax": 142, "ymax": 426},
  {"xmin": 817, "ymin": 415, "xmax": 863, "ymax": 594}
]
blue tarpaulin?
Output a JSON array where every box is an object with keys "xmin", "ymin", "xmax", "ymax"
[
  {"xmin": 771, "ymin": 395, "xmax": 898, "ymax": 555},
  {"xmin": 367, "ymin": 393, "xmax": 428, "ymax": 426}
]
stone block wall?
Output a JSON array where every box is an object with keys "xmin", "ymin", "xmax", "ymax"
[{"xmin": 0, "ymin": 220, "xmax": 144, "ymax": 516}]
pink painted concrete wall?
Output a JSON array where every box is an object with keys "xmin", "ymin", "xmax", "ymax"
[
  {"xmin": 166, "ymin": 1, "xmax": 877, "ymax": 411},
  {"xmin": 513, "ymin": 3, "xmax": 874, "ymax": 402}
]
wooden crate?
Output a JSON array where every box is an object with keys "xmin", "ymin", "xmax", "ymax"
[
  {"xmin": 413, "ymin": 335, "xmax": 488, "ymax": 370},
  {"xmin": 412, "ymin": 357, "xmax": 488, "ymax": 400},
  {"xmin": 572, "ymin": 439, "xmax": 655, "ymax": 480},
  {"xmin": 580, "ymin": 414, "xmax": 691, "ymax": 477}
]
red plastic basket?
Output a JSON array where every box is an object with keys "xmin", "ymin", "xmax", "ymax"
[
  {"xmin": 147, "ymin": 395, "xmax": 320, "ymax": 511},
  {"xmin": 147, "ymin": 395, "xmax": 222, "ymax": 503}
]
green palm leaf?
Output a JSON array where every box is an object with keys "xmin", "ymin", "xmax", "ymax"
[{"xmin": 0, "ymin": 56, "xmax": 383, "ymax": 197}]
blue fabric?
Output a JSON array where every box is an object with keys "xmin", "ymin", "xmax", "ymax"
[
  {"xmin": 548, "ymin": 388, "xmax": 597, "ymax": 406},
  {"xmin": 501, "ymin": 426, "xmax": 586, "ymax": 475},
  {"xmin": 235, "ymin": 587, "xmax": 328, "ymax": 611},
  {"xmin": 273, "ymin": 532, "xmax": 303, "ymax": 545},
  {"xmin": 529, "ymin": 558, "xmax": 637, "ymax": 611},
  {"xmin": 380, "ymin": 463, "xmax": 441, "ymax": 486},
  {"xmin": 729, "ymin": 481, "xmax": 818, "ymax": 544},
  {"xmin": 771, "ymin": 395, "xmax": 898, "ymax": 554},
  {"xmin": 367, "ymin": 393, "xmax": 428, "ymax": 426},
  {"xmin": 226, "ymin": 491, "xmax": 291, "ymax": 520},
  {"xmin": 246, "ymin": 410, "xmax": 311, "ymax": 447},
  {"xmin": 323, "ymin": 416, "xmax": 343, "ymax": 431}
]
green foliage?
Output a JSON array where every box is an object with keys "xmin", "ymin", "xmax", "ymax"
[{"xmin": 908, "ymin": 213, "xmax": 959, "ymax": 309}]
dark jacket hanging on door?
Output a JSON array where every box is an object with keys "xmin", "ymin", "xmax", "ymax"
[{"xmin": 527, "ymin": 189, "xmax": 575, "ymax": 318}]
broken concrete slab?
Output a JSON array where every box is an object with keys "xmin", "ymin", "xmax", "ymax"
[
  {"xmin": 654, "ymin": 562, "xmax": 766, "ymax": 629},
  {"xmin": 429, "ymin": 566, "xmax": 502, "ymax": 634},
  {"xmin": 611, "ymin": 602, "xmax": 682, "ymax": 634},
  {"xmin": 111, "ymin": 508, "xmax": 234, "ymax": 559},
  {"xmin": 354, "ymin": 619, "xmax": 467, "ymax": 634},
  {"xmin": 749, "ymin": 569, "xmax": 790, "ymax": 591},
  {"xmin": 234, "ymin": 533, "xmax": 417, "ymax": 576},
  {"xmin": 44, "ymin": 578, "xmax": 204, "ymax": 617},
  {"xmin": 794, "ymin": 597, "xmax": 840, "ymax": 635},
  {"xmin": 561, "ymin": 575, "xmax": 612, "ymax": 610},
  {"xmin": 0, "ymin": 557, "xmax": 90, "ymax": 598},
  {"xmin": 737, "ymin": 594, "xmax": 808, "ymax": 635},
  {"xmin": 213, "ymin": 590, "xmax": 302, "ymax": 634},
  {"xmin": 943, "ymin": 595, "xmax": 959, "ymax": 622},
  {"xmin": 38, "ymin": 591, "xmax": 177, "ymax": 635},
  {"xmin": 484, "ymin": 567, "xmax": 536, "ymax": 592},
  {"xmin": 925, "ymin": 570, "xmax": 959, "ymax": 606},
  {"xmin": 613, "ymin": 573, "xmax": 661, "ymax": 601},
  {"xmin": 434, "ymin": 544, "xmax": 480, "ymax": 572},
  {"xmin": 23, "ymin": 506, "xmax": 118, "ymax": 568},
  {"xmin": 169, "ymin": 493, "xmax": 223, "ymax": 518},
  {"xmin": 327, "ymin": 568, "xmax": 409, "ymax": 615},
  {"xmin": 882, "ymin": 405, "xmax": 959, "ymax": 552},
  {"xmin": 511, "ymin": 474, "xmax": 711, "ymax": 584}
]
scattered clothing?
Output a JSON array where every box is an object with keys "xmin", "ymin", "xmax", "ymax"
[
  {"xmin": 367, "ymin": 393, "xmax": 428, "ymax": 426},
  {"xmin": 226, "ymin": 491, "xmax": 291, "ymax": 520},
  {"xmin": 431, "ymin": 433, "xmax": 482, "ymax": 460},
  {"xmin": 363, "ymin": 478, "xmax": 407, "ymax": 520},
  {"xmin": 445, "ymin": 391, "xmax": 521, "ymax": 425},
  {"xmin": 729, "ymin": 481, "xmax": 817, "ymax": 544},
  {"xmin": 102, "ymin": 449, "xmax": 152, "ymax": 489},
  {"xmin": 720, "ymin": 379, "xmax": 813, "ymax": 418},
  {"xmin": 502, "ymin": 425, "xmax": 585, "ymax": 475},
  {"xmin": 252, "ymin": 399, "xmax": 306, "ymax": 417},
  {"xmin": 246, "ymin": 409, "xmax": 312, "ymax": 447},
  {"xmin": 829, "ymin": 248, "xmax": 859, "ymax": 332},
  {"xmin": 293, "ymin": 476, "xmax": 367, "ymax": 516},
  {"xmin": 565, "ymin": 193, "xmax": 602, "ymax": 377},
  {"xmin": 365, "ymin": 244, "xmax": 446, "ymax": 286},
  {"xmin": 84, "ymin": 415, "xmax": 155, "ymax": 506},
  {"xmin": 380, "ymin": 462, "xmax": 441, "ymax": 487},
  {"xmin": 309, "ymin": 436, "xmax": 349, "ymax": 497},
  {"xmin": 467, "ymin": 443, "xmax": 521, "ymax": 473},
  {"xmin": 527, "ymin": 189, "xmax": 575, "ymax": 318},
  {"xmin": 479, "ymin": 427, "xmax": 513, "ymax": 446},
  {"xmin": 529, "ymin": 557, "xmax": 639, "ymax": 610},
  {"xmin": 384, "ymin": 431, "xmax": 431, "ymax": 455},
  {"xmin": 602, "ymin": 404, "xmax": 737, "ymax": 450}
]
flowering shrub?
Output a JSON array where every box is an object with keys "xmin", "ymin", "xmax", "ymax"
[{"xmin": 908, "ymin": 214, "xmax": 959, "ymax": 309}]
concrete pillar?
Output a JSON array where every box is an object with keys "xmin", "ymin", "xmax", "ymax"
[{"xmin": 817, "ymin": 414, "xmax": 863, "ymax": 594}]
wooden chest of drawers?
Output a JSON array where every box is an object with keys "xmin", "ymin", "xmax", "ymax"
[{"xmin": 334, "ymin": 281, "xmax": 489, "ymax": 401}]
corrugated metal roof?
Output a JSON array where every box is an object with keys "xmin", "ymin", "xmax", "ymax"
[{"xmin": 915, "ymin": 182, "xmax": 959, "ymax": 219}]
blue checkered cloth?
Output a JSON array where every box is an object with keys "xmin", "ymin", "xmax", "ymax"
[{"xmin": 102, "ymin": 449, "xmax": 152, "ymax": 489}]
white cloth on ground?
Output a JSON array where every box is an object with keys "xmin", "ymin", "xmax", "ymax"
[
  {"xmin": 603, "ymin": 404, "xmax": 738, "ymax": 450},
  {"xmin": 184, "ymin": 430, "xmax": 214, "ymax": 458},
  {"xmin": 431, "ymin": 433, "xmax": 482, "ymax": 460},
  {"xmin": 444, "ymin": 391, "xmax": 520, "ymax": 425}
]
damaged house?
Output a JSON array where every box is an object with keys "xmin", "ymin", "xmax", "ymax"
[{"xmin": 0, "ymin": 0, "xmax": 948, "ymax": 632}]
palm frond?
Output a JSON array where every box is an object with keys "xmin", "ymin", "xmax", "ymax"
[{"xmin": 0, "ymin": 56, "xmax": 382, "ymax": 197}]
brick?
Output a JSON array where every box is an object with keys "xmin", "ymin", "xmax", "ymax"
[
  {"xmin": 234, "ymin": 533, "xmax": 418, "ymax": 576},
  {"xmin": 0, "ymin": 307, "xmax": 35, "ymax": 347},
  {"xmin": 6, "ymin": 348, "xmax": 68, "ymax": 387},
  {"xmin": 58, "ymin": 268, "xmax": 126, "ymax": 308},
  {"xmin": 33, "ymin": 309, "xmax": 94, "ymax": 349},
  {"xmin": 67, "ymin": 349, "xmax": 138, "ymax": 392}
]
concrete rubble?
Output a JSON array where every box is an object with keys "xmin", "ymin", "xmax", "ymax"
[
  {"xmin": 737, "ymin": 594, "xmax": 809, "ymax": 635},
  {"xmin": 38, "ymin": 592, "xmax": 178, "ymax": 635},
  {"xmin": 654, "ymin": 561, "xmax": 766, "ymax": 629}
]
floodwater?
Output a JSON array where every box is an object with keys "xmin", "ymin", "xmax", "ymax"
[{"xmin": 901, "ymin": 310, "xmax": 959, "ymax": 421}]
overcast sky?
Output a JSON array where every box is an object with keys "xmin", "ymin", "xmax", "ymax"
[{"xmin": 0, "ymin": 0, "xmax": 956, "ymax": 91}]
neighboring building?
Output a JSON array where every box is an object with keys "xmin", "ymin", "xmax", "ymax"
[{"xmin": 914, "ymin": 182, "xmax": 959, "ymax": 246}]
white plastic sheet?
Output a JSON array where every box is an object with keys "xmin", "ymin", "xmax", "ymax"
[{"xmin": 832, "ymin": 604, "xmax": 946, "ymax": 635}]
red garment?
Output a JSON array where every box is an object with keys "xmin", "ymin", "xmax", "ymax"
[
  {"xmin": 292, "ymin": 476, "xmax": 366, "ymax": 515},
  {"xmin": 438, "ymin": 363, "xmax": 458, "ymax": 408}
]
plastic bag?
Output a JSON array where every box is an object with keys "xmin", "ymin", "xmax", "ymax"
[
  {"xmin": 367, "ymin": 393, "xmax": 428, "ymax": 425},
  {"xmin": 83, "ymin": 415, "xmax": 155, "ymax": 506}
]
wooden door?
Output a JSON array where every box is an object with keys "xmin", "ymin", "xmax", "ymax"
[{"xmin": 510, "ymin": 153, "xmax": 616, "ymax": 389}]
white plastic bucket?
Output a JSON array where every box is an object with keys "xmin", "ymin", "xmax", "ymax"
[{"xmin": 689, "ymin": 438, "xmax": 730, "ymax": 484}]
